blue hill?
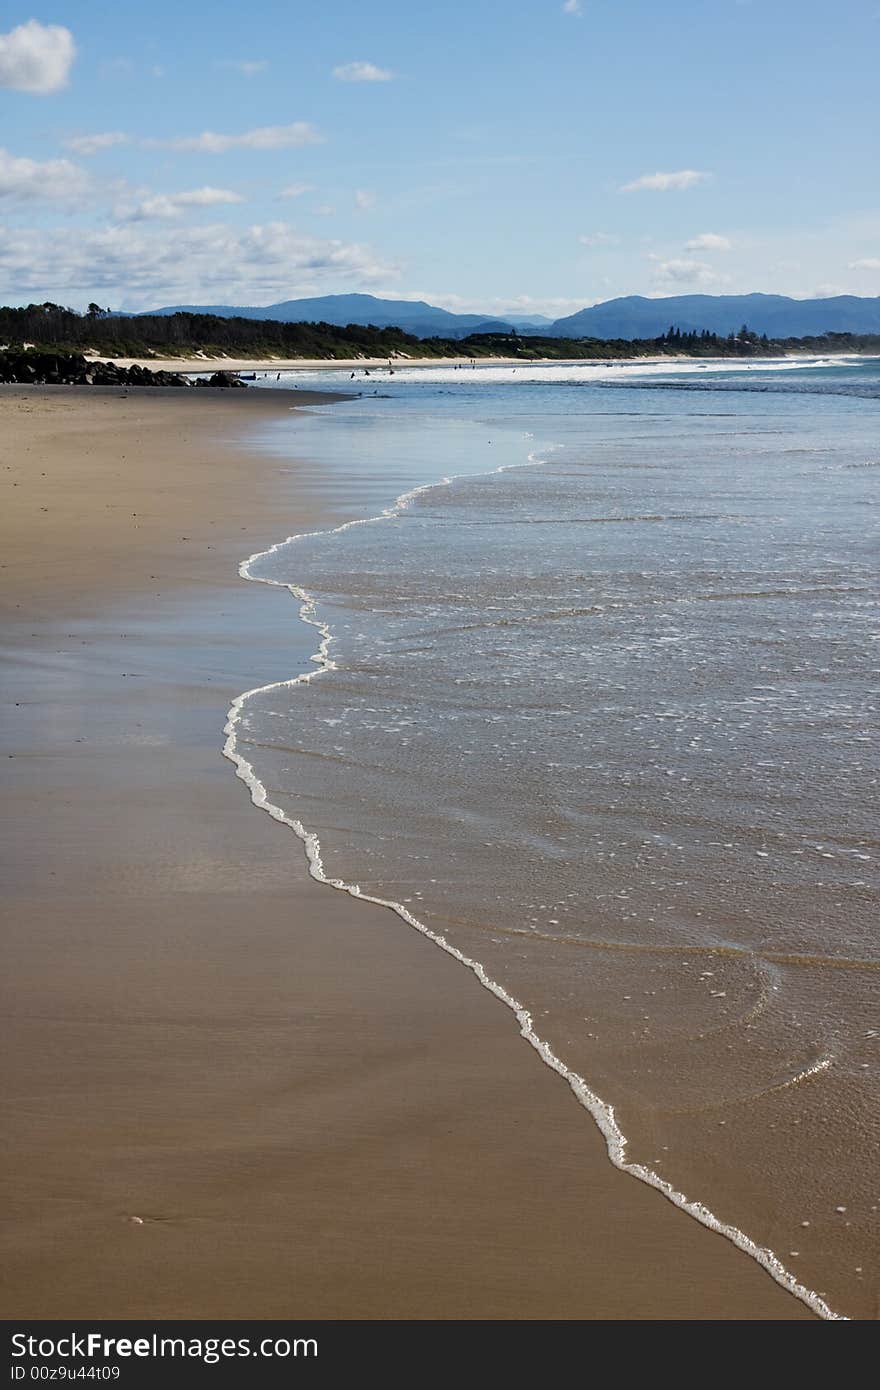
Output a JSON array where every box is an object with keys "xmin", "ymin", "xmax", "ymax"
[
  {"xmin": 549, "ymin": 293, "xmax": 880, "ymax": 339},
  {"xmin": 143, "ymin": 292, "xmax": 525, "ymax": 338}
]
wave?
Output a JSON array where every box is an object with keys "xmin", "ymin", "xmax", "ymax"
[
  {"xmin": 222, "ymin": 441, "xmax": 845, "ymax": 1321},
  {"xmin": 269, "ymin": 354, "xmax": 875, "ymax": 390}
]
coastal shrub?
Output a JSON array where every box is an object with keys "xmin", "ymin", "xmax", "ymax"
[{"xmin": 1, "ymin": 303, "xmax": 877, "ymax": 362}]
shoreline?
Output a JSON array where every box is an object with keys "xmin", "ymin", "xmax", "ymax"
[
  {"xmin": 230, "ymin": 447, "xmax": 839, "ymax": 1321},
  {"xmin": 96, "ymin": 354, "xmax": 539, "ymax": 373},
  {"xmin": 87, "ymin": 349, "xmax": 870, "ymax": 376},
  {"xmin": 0, "ymin": 384, "xmax": 812, "ymax": 1318}
]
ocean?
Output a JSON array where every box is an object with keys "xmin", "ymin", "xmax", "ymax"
[{"xmin": 226, "ymin": 356, "xmax": 879, "ymax": 1319}]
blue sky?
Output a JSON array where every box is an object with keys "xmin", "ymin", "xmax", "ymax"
[{"xmin": 1, "ymin": 1, "xmax": 878, "ymax": 314}]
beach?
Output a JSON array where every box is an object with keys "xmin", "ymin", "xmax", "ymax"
[
  {"xmin": 95, "ymin": 352, "xmax": 756, "ymax": 376},
  {"xmin": 92, "ymin": 355, "xmax": 526, "ymax": 374},
  {"xmin": 0, "ymin": 383, "xmax": 813, "ymax": 1320}
]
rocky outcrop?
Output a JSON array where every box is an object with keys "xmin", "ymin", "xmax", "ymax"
[
  {"xmin": 193, "ymin": 370, "xmax": 247, "ymax": 388},
  {"xmin": 0, "ymin": 350, "xmax": 247, "ymax": 388}
]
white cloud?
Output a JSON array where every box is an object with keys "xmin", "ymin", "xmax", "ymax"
[
  {"xmin": 685, "ymin": 232, "xmax": 731, "ymax": 251},
  {"xmin": 125, "ymin": 187, "xmax": 245, "ymax": 220},
  {"xmin": 621, "ymin": 169, "xmax": 709, "ymax": 193},
  {"xmin": 849, "ymin": 257, "xmax": 880, "ymax": 271},
  {"xmin": 579, "ymin": 232, "xmax": 618, "ymax": 248},
  {"xmin": 314, "ymin": 204, "xmax": 336, "ymax": 216},
  {"xmin": 66, "ymin": 123, "xmax": 323, "ymax": 157},
  {"xmin": 152, "ymin": 122, "xmax": 323, "ymax": 153},
  {"xmin": 333, "ymin": 61, "xmax": 393, "ymax": 82},
  {"xmin": 0, "ymin": 148, "xmax": 90, "ymax": 204},
  {"xmin": 813, "ymin": 283, "xmax": 845, "ymax": 298},
  {"xmin": 65, "ymin": 131, "xmax": 129, "ymax": 156},
  {"xmin": 0, "ymin": 20, "xmax": 75, "ymax": 94},
  {"xmin": 355, "ymin": 189, "xmax": 377, "ymax": 212},
  {"xmin": 562, "ymin": 0, "xmax": 583, "ymax": 14},
  {"xmin": 278, "ymin": 182, "xmax": 314, "ymax": 200},
  {"xmin": 217, "ymin": 59, "xmax": 268, "ymax": 77},
  {"xmin": 0, "ymin": 220, "xmax": 399, "ymax": 308},
  {"xmin": 655, "ymin": 258, "xmax": 723, "ymax": 286}
]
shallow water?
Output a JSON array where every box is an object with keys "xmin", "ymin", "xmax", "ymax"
[{"xmin": 233, "ymin": 358, "xmax": 879, "ymax": 1318}]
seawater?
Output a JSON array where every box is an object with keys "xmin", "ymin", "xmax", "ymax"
[{"xmin": 227, "ymin": 357, "xmax": 879, "ymax": 1319}]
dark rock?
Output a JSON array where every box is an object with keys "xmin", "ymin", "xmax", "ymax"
[
  {"xmin": 194, "ymin": 370, "xmax": 247, "ymax": 388},
  {"xmin": 0, "ymin": 349, "xmax": 204, "ymax": 389}
]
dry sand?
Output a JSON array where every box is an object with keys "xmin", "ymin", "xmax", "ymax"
[
  {"xmin": 101, "ymin": 355, "xmax": 523, "ymax": 374},
  {"xmin": 0, "ymin": 385, "xmax": 811, "ymax": 1319},
  {"xmin": 99, "ymin": 354, "xmax": 689, "ymax": 376}
]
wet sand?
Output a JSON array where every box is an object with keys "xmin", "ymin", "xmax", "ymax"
[{"xmin": 0, "ymin": 385, "xmax": 811, "ymax": 1318}]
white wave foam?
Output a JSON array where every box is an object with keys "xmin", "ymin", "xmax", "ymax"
[
  {"xmin": 261, "ymin": 355, "xmax": 863, "ymax": 390},
  {"xmin": 222, "ymin": 436, "xmax": 845, "ymax": 1321}
]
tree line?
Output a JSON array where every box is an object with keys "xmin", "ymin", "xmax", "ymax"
[{"xmin": 1, "ymin": 302, "xmax": 878, "ymax": 362}]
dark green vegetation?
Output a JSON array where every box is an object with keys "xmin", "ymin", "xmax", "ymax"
[
  {"xmin": 458, "ymin": 326, "xmax": 880, "ymax": 360},
  {"xmin": 1, "ymin": 303, "xmax": 450, "ymax": 361},
  {"xmin": 2, "ymin": 302, "xmax": 879, "ymax": 365}
]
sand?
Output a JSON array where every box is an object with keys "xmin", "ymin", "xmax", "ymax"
[
  {"xmin": 98, "ymin": 353, "xmax": 690, "ymax": 375},
  {"xmin": 0, "ymin": 384, "xmax": 811, "ymax": 1319},
  {"xmin": 100, "ymin": 355, "xmax": 525, "ymax": 374}
]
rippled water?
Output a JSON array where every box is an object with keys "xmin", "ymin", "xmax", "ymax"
[{"xmin": 233, "ymin": 358, "xmax": 880, "ymax": 1318}]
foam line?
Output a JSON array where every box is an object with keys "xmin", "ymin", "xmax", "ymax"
[
  {"xmin": 222, "ymin": 432, "xmax": 845, "ymax": 1321},
  {"xmin": 264, "ymin": 354, "xmax": 868, "ymax": 390}
]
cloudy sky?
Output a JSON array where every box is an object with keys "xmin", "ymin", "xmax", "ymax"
[{"xmin": 1, "ymin": 1, "xmax": 878, "ymax": 315}]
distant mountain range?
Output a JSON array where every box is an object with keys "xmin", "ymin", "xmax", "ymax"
[
  {"xmin": 143, "ymin": 292, "xmax": 552, "ymax": 339},
  {"xmin": 140, "ymin": 291, "xmax": 880, "ymax": 341},
  {"xmin": 550, "ymin": 293, "xmax": 880, "ymax": 339}
]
